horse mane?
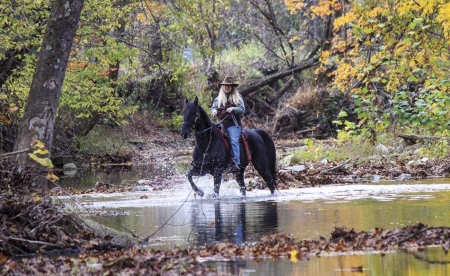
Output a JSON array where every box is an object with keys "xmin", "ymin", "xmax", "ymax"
[{"xmin": 196, "ymin": 102, "xmax": 213, "ymax": 127}]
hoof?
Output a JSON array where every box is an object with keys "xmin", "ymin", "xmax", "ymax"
[
  {"xmin": 196, "ymin": 189, "xmax": 204, "ymax": 197},
  {"xmin": 207, "ymin": 192, "xmax": 219, "ymax": 199}
]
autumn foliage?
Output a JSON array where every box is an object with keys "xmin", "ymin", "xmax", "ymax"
[{"xmin": 286, "ymin": 0, "xmax": 450, "ymax": 136}]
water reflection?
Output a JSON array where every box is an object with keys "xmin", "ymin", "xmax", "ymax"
[
  {"xmin": 191, "ymin": 201, "xmax": 278, "ymax": 246},
  {"xmin": 92, "ymin": 200, "xmax": 279, "ymax": 248},
  {"xmin": 209, "ymin": 247, "xmax": 450, "ymax": 276}
]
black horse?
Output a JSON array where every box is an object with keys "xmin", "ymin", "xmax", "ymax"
[{"xmin": 180, "ymin": 96, "xmax": 276, "ymax": 197}]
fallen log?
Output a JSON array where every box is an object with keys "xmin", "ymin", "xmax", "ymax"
[
  {"xmin": 398, "ymin": 133, "xmax": 450, "ymax": 144},
  {"xmin": 239, "ymin": 57, "xmax": 319, "ymax": 97}
]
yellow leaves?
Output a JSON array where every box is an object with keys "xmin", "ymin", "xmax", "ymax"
[
  {"xmin": 31, "ymin": 140, "xmax": 49, "ymax": 155},
  {"xmin": 47, "ymin": 173, "xmax": 59, "ymax": 183},
  {"xmin": 0, "ymin": 104, "xmax": 19, "ymax": 125},
  {"xmin": 311, "ymin": 0, "xmax": 341, "ymax": 17},
  {"xmin": 437, "ymin": 2, "xmax": 450, "ymax": 38},
  {"xmin": 136, "ymin": 13, "xmax": 147, "ymax": 24},
  {"xmin": 334, "ymin": 12, "xmax": 356, "ymax": 29},
  {"xmin": 287, "ymin": 0, "xmax": 342, "ymax": 17},
  {"xmin": 284, "ymin": 0, "xmax": 306, "ymax": 13},
  {"xmin": 397, "ymin": 2, "xmax": 415, "ymax": 15},
  {"xmin": 34, "ymin": 195, "xmax": 41, "ymax": 202},
  {"xmin": 289, "ymin": 249, "xmax": 299, "ymax": 262},
  {"xmin": 325, "ymin": 0, "xmax": 450, "ymax": 102},
  {"xmin": 27, "ymin": 140, "xmax": 58, "ymax": 182},
  {"xmin": 367, "ymin": 7, "xmax": 384, "ymax": 19},
  {"xmin": 289, "ymin": 35, "xmax": 300, "ymax": 43},
  {"xmin": 28, "ymin": 154, "xmax": 53, "ymax": 168},
  {"xmin": 421, "ymin": 0, "xmax": 439, "ymax": 16},
  {"xmin": 332, "ymin": 39, "xmax": 347, "ymax": 53},
  {"xmin": 28, "ymin": 140, "xmax": 54, "ymax": 169},
  {"xmin": 320, "ymin": 50, "xmax": 330, "ymax": 60}
]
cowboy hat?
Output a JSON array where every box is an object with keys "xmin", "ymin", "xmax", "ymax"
[{"xmin": 219, "ymin": 76, "xmax": 239, "ymax": 87}]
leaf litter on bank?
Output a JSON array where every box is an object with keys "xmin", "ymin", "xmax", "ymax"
[{"xmin": 3, "ymin": 223, "xmax": 450, "ymax": 275}]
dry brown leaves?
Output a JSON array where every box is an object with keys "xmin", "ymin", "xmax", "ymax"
[
  {"xmin": 192, "ymin": 223, "xmax": 450, "ymax": 261},
  {"xmin": 3, "ymin": 223, "xmax": 450, "ymax": 275},
  {"xmin": 0, "ymin": 160, "xmax": 124, "ymax": 257},
  {"xmin": 1, "ymin": 247, "xmax": 215, "ymax": 276}
]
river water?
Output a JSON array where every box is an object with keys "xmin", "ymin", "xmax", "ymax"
[{"xmin": 58, "ymin": 172, "xmax": 450, "ymax": 275}]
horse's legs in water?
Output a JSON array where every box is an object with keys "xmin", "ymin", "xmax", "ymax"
[
  {"xmin": 260, "ymin": 171, "xmax": 275, "ymax": 194},
  {"xmin": 235, "ymin": 171, "xmax": 246, "ymax": 196},
  {"xmin": 213, "ymin": 170, "xmax": 223, "ymax": 196},
  {"xmin": 253, "ymin": 162, "xmax": 276, "ymax": 194},
  {"xmin": 187, "ymin": 169, "xmax": 204, "ymax": 197}
]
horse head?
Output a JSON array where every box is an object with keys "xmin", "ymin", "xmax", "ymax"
[{"xmin": 180, "ymin": 96, "xmax": 199, "ymax": 139}]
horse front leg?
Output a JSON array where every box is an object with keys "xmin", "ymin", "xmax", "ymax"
[
  {"xmin": 187, "ymin": 169, "xmax": 204, "ymax": 197},
  {"xmin": 213, "ymin": 170, "xmax": 223, "ymax": 197},
  {"xmin": 235, "ymin": 171, "xmax": 246, "ymax": 196}
]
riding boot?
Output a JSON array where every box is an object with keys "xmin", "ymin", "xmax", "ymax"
[{"xmin": 228, "ymin": 159, "xmax": 241, "ymax": 173}]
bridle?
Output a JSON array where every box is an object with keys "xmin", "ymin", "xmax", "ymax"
[
  {"xmin": 182, "ymin": 110, "xmax": 212, "ymax": 135},
  {"xmin": 181, "ymin": 107, "xmax": 199, "ymax": 129},
  {"xmin": 183, "ymin": 120, "xmax": 213, "ymax": 135},
  {"xmin": 182, "ymin": 107, "xmax": 231, "ymax": 136}
]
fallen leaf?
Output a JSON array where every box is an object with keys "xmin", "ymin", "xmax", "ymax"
[
  {"xmin": 47, "ymin": 173, "xmax": 59, "ymax": 183},
  {"xmin": 289, "ymin": 249, "xmax": 299, "ymax": 262},
  {"xmin": 0, "ymin": 253, "xmax": 8, "ymax": 264},
  {"xmin": 0, "ymin": 115, "xmax": 11, "ymax": 124}
]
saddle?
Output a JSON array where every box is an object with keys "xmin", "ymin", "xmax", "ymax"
[{"xmin": 216, "ymin": 125, "xmax": 252, "ymax": 162}]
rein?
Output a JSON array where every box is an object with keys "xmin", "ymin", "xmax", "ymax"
[
  {"xmin": 194, "ymin": 113, "xmax": 232, "ymax": 135},
  {"xmin": 182, "ymin": 112, "xmax": 230, "ymax": 135}
]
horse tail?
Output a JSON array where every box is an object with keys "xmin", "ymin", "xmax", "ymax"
[{"xmin": 254, "ymin": 129, "xmax": 277, "ymax": 182}]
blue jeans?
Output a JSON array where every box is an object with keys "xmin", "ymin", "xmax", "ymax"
[{"xmin": 226, "ymin": 125, "xmax": 242, "ymax": 166}]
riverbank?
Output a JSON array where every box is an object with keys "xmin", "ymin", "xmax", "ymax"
[{"xmin": 3, "ymin": 122, "xmax": 450, "ymax": 274}]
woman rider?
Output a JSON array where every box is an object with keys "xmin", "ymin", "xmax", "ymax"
[{"xmin": 211, "ymin": 76, "xmax": 245, "ymax": 172}]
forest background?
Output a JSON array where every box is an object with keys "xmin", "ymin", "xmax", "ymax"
[{"xmin": 2, "ymin": 0, "xmax": 450, "ymax": 164}]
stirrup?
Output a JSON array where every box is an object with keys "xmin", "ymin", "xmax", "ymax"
[{"xmin": 227, "ymin": 161, "xmax": 240, "ymax": 173}]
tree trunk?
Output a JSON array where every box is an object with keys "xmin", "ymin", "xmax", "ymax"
[{"xmin": 13, "ymin": 0, "xmax": 85, "ymax": 166}]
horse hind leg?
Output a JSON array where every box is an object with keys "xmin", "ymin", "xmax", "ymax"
[
  {"xmin": 253, "ymin": 165, "xmax": 275, "ymax": 194},
  {"xmin": 261, "ymin": 172, "xmax": 275, "ymax": 194},
  {"xmin": 187, "ymin": 170, "xmax": 204, "ymax": 197},
  {"xmin": 252, "ymin": 155, "xmax": 276, "ymax": 194}
]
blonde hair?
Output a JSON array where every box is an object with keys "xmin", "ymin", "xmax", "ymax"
[{"xmin": 217, "ymin": 86, "xmax": 240, "ymax": 108}]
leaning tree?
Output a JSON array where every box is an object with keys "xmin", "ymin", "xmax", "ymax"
[{"xmin": 13, "ymin": 0, "xmax": 85, "ymax": 177}]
